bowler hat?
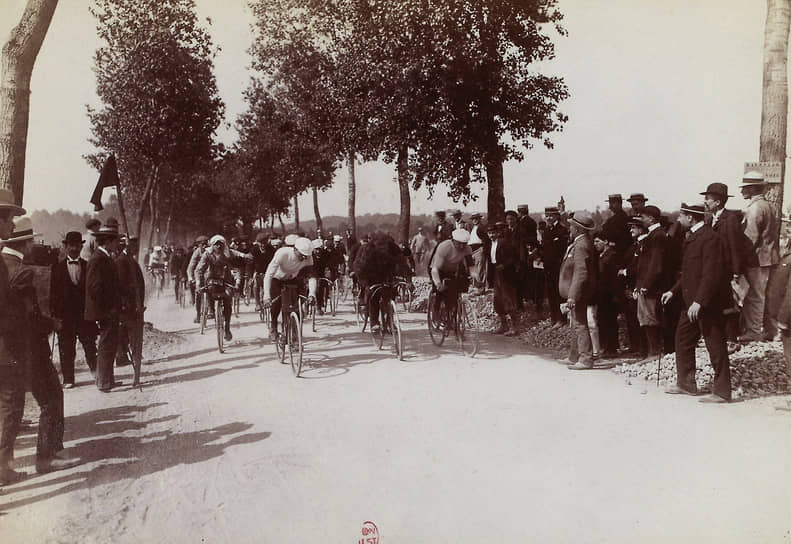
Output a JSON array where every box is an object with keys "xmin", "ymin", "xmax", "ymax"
[
  {"xmin": 640, "ymin": 205, "xmax": 661, "ymax": 220},
  {"xmin": 451, "ymin": 209, "xmax": 462, "ymax": 216},
  {"xmin": 505, "ymin": 209, "xmax": 518, "ymax": 218},
  {"xmin": 700, "ymin": 182, "xmax": 733, "ymax": 199},
  {"xmin": 627, "ymin": 193, "xmax": 648, "ymax": 202},
  {"xmin": 544, "ymin": 206, "xmax": 560, "ymax": 215},
  {"xmin": 0, "ymin": 188, "xmax": 26, "ymax": 216},
  {"xmin": 63, "ymin": 231, "xmax": 84, "ymax": 245},
  {"xmin": 569, "ymin": 211, "xmax": 595, "ymax": 230},
  {"xmin": 3, "ymin": 216, "xmax": 39, "ymax": 243},
  {"xmin": 85, "ymin": 218, "xmax": 101, "ymax": 231},
  {"xmin": 679, "ymin": 203, "xmax": 705, "ymax": 215}
]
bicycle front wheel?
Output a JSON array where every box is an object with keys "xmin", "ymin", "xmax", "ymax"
[
  {"xmin": 457, "ymin": 297, "xmax": 480, "ymax": 357},
  {"xmin": 329, "ymin": 283, "xmax": 338, "ymax": 317},
  {"xmin": 390, "ymin": 300, "xmax": 404, "ymax": 360},
  {"xmin": 216, "ymin": 299, "xmax": 225, "ymax": 353},
  {"xmin": 427, "ymin": 291, "xmax": 446, "ymax": 347},
  {"xmin": 200, "ymin": 292, "xmax": 208, "ymax": 334},
  {"xmin": 371, "ymin": 303, "xmax": 386, "ymax": 350},
  {"xmin": 288, "ymin": 311, "xmax": 303, "ymax": 376}
]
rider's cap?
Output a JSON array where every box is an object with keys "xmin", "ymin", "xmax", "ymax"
[
  {"xmin": 333, "ymin": 234, "xmax": 342, "ymax": 242},
  {"xmin": 270, "ymin": 238, "xmax": 283, "ymax": 246},
  {"xmin": 284, "ymin": 234, "xmax": 298, "ymax": 246},
  {"xmin": 294, "ymin": 237, "xmax": 313, "ymax": 256},
  {"xmin": 255, "ymin": 232, "xmax": 267, "ymax": 242},
  {"xmin": 451, "ymin": 228, "xmax": 471, "ymax": 243},
  {"xmin": 209, "ymin": 234, "xmax": 226, "ymax": 246},
  {"xmin": 195, "ymin": 235, "xmax": 209, "ymax": 243},
  {"xmin": 311, "ymin": 238, "xmax": 323, "ymax": 249}
]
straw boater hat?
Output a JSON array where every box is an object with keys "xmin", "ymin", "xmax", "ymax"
[
  {"xmin": 95, "ymin": 217, "xmax": 119, "ymax": 238},
  {"xmin": 606, "ymin": 194, "xmax": 623, "ymax": 202},
  {"xmin": 0, "ymin": 188, "xmax": 26, "ymax": 216},
  {"xmin": 544, "ymin": 206, "xmax": 560, "ymax": 215},
  {"xmin": 470, "ymin": 212, "xmax": 482, "ymax": 219},
  {"xmin": 679, "ymin": 203, "xmax": 706, "ymax": 216},
  {"xmin": 569, "ymin": 211, "xmax": 595, "ymax": 230},
  {"xmin": 627, "ymin": 193, "xmax": 648, "ymax": 203},
  {"xmin": 3, "ymin": 216, "xmax": 39, "ymax": 243},
  {"xmin": 700, "ymin": 182, "xmax": 733, "ymax": 199},
  {"xmin": 740, "ymin": 171, "xmax": 767, "ymax": 188}
]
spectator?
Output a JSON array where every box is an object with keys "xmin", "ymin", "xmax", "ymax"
[
  {"xmin": 80, "ymin": 218, "xmax": 101, "ymax": 262},
  {"xmin": 626, "ymin": 193, "xmax": 648, "ymax": 217},
  {"xmin": 594, "ymin": 231, "xmax": 620, "ymax": 358},
  {"xmin": 50, "ymin": 231, "xmax": 97, "ymax": 388},
  {"xmin": 517, "ymin": 204, "xmax": 538, "ymax": 310},
  {"xmin": 487, "ymin": 222, "xmax": 519, "ymax": 336},
  {"xmin": 559, "ymin": 211, "xmax": 598, "ymax": 369},
  {"xmin": 662, "ymin": 204, "xmax": 731, "ymax": 403},
  {"xmin": 467, "ymin": 213, "xmax": 489, "ymax": 292},
  {"xmin": 541, "ymin": 206, "xmax": 568, "ymax": 327},
  {"xmin": 739, "ymin": 171, "xmax": 780, "ymax": 342},
  {"xmin": 766, "ymin": 218, "xmax": 791, "ymax": 393},
  {"xmin": 619, "ymin": 217, "xmax": 648, "ymax": 358},
  {"xmin": 433, "ymin": 210, "xmax": 453, "ymax": 243},
  {"xmin": 116, "ymin": 237, "xmax": 146, "ymax": 387},
  {"xmin": 602, "ymin": 194, "xmax": 631, "ymax": 256},
  {"xmin": 633, "ymin": 205, "xmax": 667, "ymax": 364},
  {"xmin": 451, "ymin": 209, "xmax": 467, "ymax": 231},
  {"xmin": 410, "ymin": 227, "xmax": 430, "ymax": 273}
]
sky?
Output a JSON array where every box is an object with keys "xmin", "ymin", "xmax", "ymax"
[{"xmin": 0, "ymin": 0, "xmax": 786, "ymax": 221}]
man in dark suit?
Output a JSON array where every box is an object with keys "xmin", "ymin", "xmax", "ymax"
[
  {"xmin": 559, "ymin": 211, "xmax": 598, "ymax": 369},
  {"xmin": 116, "ymin": 237, "xmax": 146, "ymax": 387},
  {"xmin": 541, "ymin": 206, "xmax": 569, "ymax": 326},
  {"xmin": 594, "ymin": 231, "xmax": 621, "ymax": 358},
  {"xmin": 433, "ymin": 210, "xmax": 453, "ymax": 243},
  {"xmin": 662, "ymin": 204, "xmax": 731, "ymax": 403},
  {"xmin": 701, "ymin": 182, "xmax": 757, "ymax": 343},
  {"xmin": 0, "ymin": 189, "xmax": 28, "ymax": 485},
  {"xmin": 517, "ymin": 205, "xmax": 538, "ymax": 310},
  {"xmin": 633, "ymin": 205, "xmax": 668, "ymax": 363},
  {"xmin": 487, "ymin": 222, "xmax": 519, "ymax": 335},
  {"xmin": 85, "ymin": 218, "xmax": 122, "ymax": 392},
  {"xmin": 50, "ymin": 231, "xmax": 98, "ymax": 388},
  {"xmin": 602, "ymin": 194, "xmax": 631, "ymax": 257}
]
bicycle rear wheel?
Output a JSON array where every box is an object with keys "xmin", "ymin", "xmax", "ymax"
[
  {"xmin": 457, "ymin": 297, "xmax": 480, "ymax": 357},
  {"xmin": 288, "ymin": 311, "xmax": 303, "ymax": 376},
  {"xmin": 216, "ymin": 299, "xmax": 225, "ymax": 353},
  {"xmin": 371, "ymin": 303, "xmax": 386, "ymax": 349},
  {"xmin": 275, "ymin": 318, "xmax": 286, "ymax": 364},
  {"xmin": 427, "ymin": 291, "xmax": 446, "ymax": 347},
  {"xmin": 397, "ymin": 283, "xmax": 411, "ymax": 312},
  {"xmin": 200, "ymin": 292, "xmax": 208, "ymax": 334},
  {"xmin": 389, "ymin": 300, "xmax": 404, "ymax": 360},
  {"xmin": 329, "ymin": 283, "xmax": 337, "ymax": 316}
]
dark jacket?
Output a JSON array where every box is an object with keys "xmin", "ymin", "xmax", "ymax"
[
  {"xmin": 670, "ymin": 223, "xmax": 730, "ymax": 310},
  {"xmin": 602, "ymin": 208, "xmax": 631, "ymax": 255},
  {"xmin": 541, "ymin": 223, "xmax": 569, "ymax": 270},
  {"xmin": 635, "ymin": 226, "xmax": 667, "ymax": 294},
  {"xmin": 487, "ymin": 237, "xmax": 519, "ymax": 285},
  {"xmin": 598, "ymin": 246, "xmax": 620, "ymax": 301},
  {"xmin": 558, "ymin": 234, "xmax": 598, "ymax": 303},
  {"xmin": 352, "ymin": 234, "xmax": 403, "ymax": 284},
  {"xmin": 50, "ymin": 257, "xmax": 88, "ymax": 321},
  {"xmin": 709, "ymin": 209, "xmax": 758, "ymax": 275},
  {"xmin": 85, "ymin": 248, "xmax": 121, "ymax": 321},
  {"xmin": 115, "ymin": 251, "xmax": 145, "ymax": 317}
]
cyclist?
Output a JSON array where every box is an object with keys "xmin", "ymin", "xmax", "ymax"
[
  {"xmin": 312, "ymin": 239, "xmax": 331, "ymax": 314},
  {"xmin": 148, "ymin": 245, "xmax": 166, "ymax": 290},
  {"xmin": 397, "ymin": 241, "xmax": 416, "ymax": 290},
  {"xmin": 251, "ymin": 233, "xmax": 275, "ymax": 311},
  {"xmin": 262, "ymin": 237, "xmax": 317, "ymax": 339},
  {"xmin": 428, "ymin": 228, "xmax": 473, "ymax": 323},
  {"xmin": 187, "ymin": 235, "xmax": 209, "ymax": 322},
  {"xmin": 169, "ymin": 246, "xmax": 188, "ymax": 303},
  {"xmin": 351, "ymin": 232, "xmax": 404, "ymax": 334},
  {"xmin": 195, "ymin": 235, "xmax": 235, "ymax": 341}
]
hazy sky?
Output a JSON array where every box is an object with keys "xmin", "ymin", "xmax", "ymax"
[{"xmin": 1, "ymin": 0, "xmax": 784, "ymax": 221}]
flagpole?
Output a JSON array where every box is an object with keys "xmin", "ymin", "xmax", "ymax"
[{"xmin": 115, "ymin": 172, "xmax": 129, "ymax": 236}]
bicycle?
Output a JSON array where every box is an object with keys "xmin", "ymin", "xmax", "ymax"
[
  {"xmin": 266, "ymin": 282, "xmax": 305, "ymax": 376},
  {"xmin": 364, "ymin": 282, "xmax": 404, "ymax": 360},
  {"xmin": 427, "ymin": 278, "xmax": 480, "ymax": 357},
  {"xmin": 149, "ymin": 267, "xmax": 165, "ymax": 299},
  {"xmin": 394, "ymin": 276, "xmax": 413, "ymax": 312},
  {"xmin": 199, "ymin": 280, "xmax": 234, "ymax": 353},
  {"xmin": 175, "ymin": 276, "xmax": 188, "ymax": 308},
  {"xmin": 317, "ymin": 277, "xmax": 337, "ymax": 318}
]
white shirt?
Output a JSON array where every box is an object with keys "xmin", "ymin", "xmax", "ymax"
[
  {"xmin": 490, "ymin": 240, "xmax": 498, "ymax": 264},
  {"xmin": 263, "ymin": 247, "xmax": 317, "ymax": 299},
  {"xmin": 690, "ymin": 221, "xmax": 704, "ymax": 234},
  {"xmin": 647, "ymin": 222, "xmax": 661, "ymax": 233},
  {"xmin": 711, "ymin": 208, "xmax": 724, "ymax": 227},
  {"xmin": 1, "ymin": 246, "xmax": 24, "ymax": 260},
  {"xmin": 468, "ymin": 225, "xmax": 482, "ymax": 245}
]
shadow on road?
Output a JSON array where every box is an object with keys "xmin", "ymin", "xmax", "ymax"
[{"xmin": 0, "ymin": 404, "xmax": 270, "ymax": 512}]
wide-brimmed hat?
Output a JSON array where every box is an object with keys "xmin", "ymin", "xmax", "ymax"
[
  {"xmin": 700, "ymin": 182, "xmax": 733, "ymax": 199},
  {"xmin": 679, "ymin": 203, "xmax": 706, "ymax": 215},
  {"xmin": 0, "ymin": 188, "xmax": 26, "ymax": 216},
  {"xmin": 569, "ymin": 211, "xmax": 595, "ymax": 230},
  {"xmin": 3, "ymin": 216, "xmax": 39, "ymax": 243},
  {"xmin": 434, "ymin": 210, "xmax": 446, "ymax": 216},
  {"xmin": 627, "ymin": 193, "xmax": 648, "ymax": 202},
  {"xmin": 63, "ymin": 231, "xmax": 84, "ymax": 245},
  {"xmin": 95, "ymin": 217, "xmax": 119, "ymax": 238},
  {"xmin": 740, "ymin": 171, "xmax": 767, "ymax": 188},
  {"xmin": 605, "ymin": 194, "xmax": 623, "ymax": 202}
]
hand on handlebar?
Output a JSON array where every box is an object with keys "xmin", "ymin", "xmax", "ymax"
[{"xmin": 262, "ymin": 297, "xmax": 272, "ymax": 308}]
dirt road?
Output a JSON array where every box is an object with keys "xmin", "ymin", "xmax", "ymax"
[{"xmin": 2, "ymin": 291, "xmax": 790, "ymax": 543}]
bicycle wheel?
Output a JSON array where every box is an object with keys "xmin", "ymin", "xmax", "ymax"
[
  {"xmin": 233, "ymin": 293, "xmax": 240, "ymax": 317},
  {"xmin": 200, "ymin": 292, "xmax": 208, "ymax": 334},
  {"xmin": 329, "ymin": 283, "xmax": 337, "ymax": 316},
  {"xmin": 390, "ymin": 300, "xmax": 404, "ymax": 360},
  {"xmin": 216, "ymin": 299, "xmax": 225, "ymax": 353},
  {"xmin": 275, "ymin": 317, "xmax": 286, "ymax": 363},
  {"xmin": 427, "ymin": 291, "xmax": 447, "ymax": 347},
  {"xmin": 398, "ymin": 283, "xmax": 412, "ymax": 312},
  {"xmin": 457, "ymin": 297, "xmax": 480, "ymax": 357},
  {"xmin": 371, "ymin": 301, "xmax": 386, "ymax": 350},
  {"xmin": 288, "ymin": 311, "xmax": 303, "ymax": 376}
]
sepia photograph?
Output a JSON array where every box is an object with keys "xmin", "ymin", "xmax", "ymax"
[{"xmin": 1, "ymin": 0, "xmax": 790, "ymax": 542}]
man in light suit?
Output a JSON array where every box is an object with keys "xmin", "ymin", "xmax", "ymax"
[
  {"xmin": 558, "ymin": 211, "xmax": 598, "ymax": 369},
  {"xmin": 50, "ymin": 231, "xmax": 98, "ymax": 387},
  {"xmin": 85, "ymin": 218, "xmax": 122, "ymax": 392},
  {"xmin": 662, "ymin": 204, "xmax": 731, "ymax": 403}
]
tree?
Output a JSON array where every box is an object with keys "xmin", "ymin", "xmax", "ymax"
[
  {"xmin": 87, "ymin": 0, "xmax": 224, "ymax": 241},
  {"xmin": 760, "ymin": 0, "xmax": 790, "ymax": 237},
  {"xmin": 0, "ymin": 0, "xmax": 59, "ymax": 204}
]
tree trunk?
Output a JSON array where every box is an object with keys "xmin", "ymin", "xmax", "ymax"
[
  {"xmin": 397, "ymin": 145, "xmax": 411, "ymax": 244},
  {"xmin": 0, "ymin": 0, "xmax": 59, "ymax": 205},
  {"xmin": 162, "ymin": 201, "xmax": 174, "ymax": 244},
  {"xmin": 115, "ymin": 180, "xmax": 129, "ymax": 236},
  {"xmin": 312, "ymin": 186, "xmax": 323, "ymax": 232},
  {"xmin": 293, "ymin": 196, "xmax": 300, "ymax": 231},
  {"xmin": 347, "ymin": 151, "xmax": 356, "ymax": 236},
  {"xmin": 269, "ymin": 214, "xmax": 274, "ymax": 232},
  {"xmin": 147, "ymin": 181, "xmax": 159, "ymax": 249},
  {"xmin": 760, "ymin": 0, "xmax": 791, "ymax": 236},
  {"xmin": 486, "ymin": 156, "xmax": 505, "ymax": 223},
  {"xmin": 134, "ymin": 164, "xmax": 158, "ymax": 241},
  {"xmin": 278, "ymin": 213, "xmax": 285, "ymax": 234}
]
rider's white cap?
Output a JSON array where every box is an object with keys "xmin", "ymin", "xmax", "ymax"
[
  {"xmin": 451, "ymin": 228, "xmax": 470, "ymax": 243},
  {"xmin": 333, "ymin": 234, "xmax": 342, "ymax": 242},
  {"xmin": 284, "ymin": 234, "xmax": 298, "ymax": 246},
  {"xmin": 270, "ymin": 238, "xmax": 283, "ymax": 246},
  {"xmin": 294, "ymin": 237, "xmax": 313, "ymax": 256},
  {"xmin": 311, "ymin": 238, "xmax": 323, "ymax": 249}
]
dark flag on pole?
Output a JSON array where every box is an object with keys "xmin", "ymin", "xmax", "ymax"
[{"xmin": 90, "ymin": 154, "xmax": 120, "ymax": 211}]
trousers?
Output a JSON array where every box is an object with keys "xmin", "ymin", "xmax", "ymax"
[{"xmin": 675, "ymin": 307, "xmax": 731, "ymax": 399}]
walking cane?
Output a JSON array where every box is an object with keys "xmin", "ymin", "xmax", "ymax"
[{"xmin": 656, "ymin": 351, "xmax": 662, "ymax": 386}]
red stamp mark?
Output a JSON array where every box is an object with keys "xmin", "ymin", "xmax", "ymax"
[{"xmin": 358, "ymin": 521, "xmax": 379, "ymax": 544}]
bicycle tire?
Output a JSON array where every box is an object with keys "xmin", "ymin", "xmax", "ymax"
[
  {"xmin": 427, "ymin": 291, "xmax": 447, "ymax": 347},
  {"xmin": 457, "ymin": 297, "xmax": 480, "ymax": 357},
  {"xmin": 216, "ymin": 299, "xmax": 225, "ymax": 353},
  {"xmin": 329, "ymin": 282, "xmax": 337, "ymax": 317},
  {"xmin": 288, "ymin": 311, "xmax": 303, "ymax": 376},
  {"xmin": 371, "ymin": 302, "xmax": 385, "ymax": 349},
  {"xmin": 390, "ymin": 300, "xmax": 404, "ymax": 360},
  {"xmin": 275, "ymin": 320, "xmax": 286, "ymax": 363},
  {"xmin": 311, "ymin": 300, "xmax": 317, "ymax": 333}
]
